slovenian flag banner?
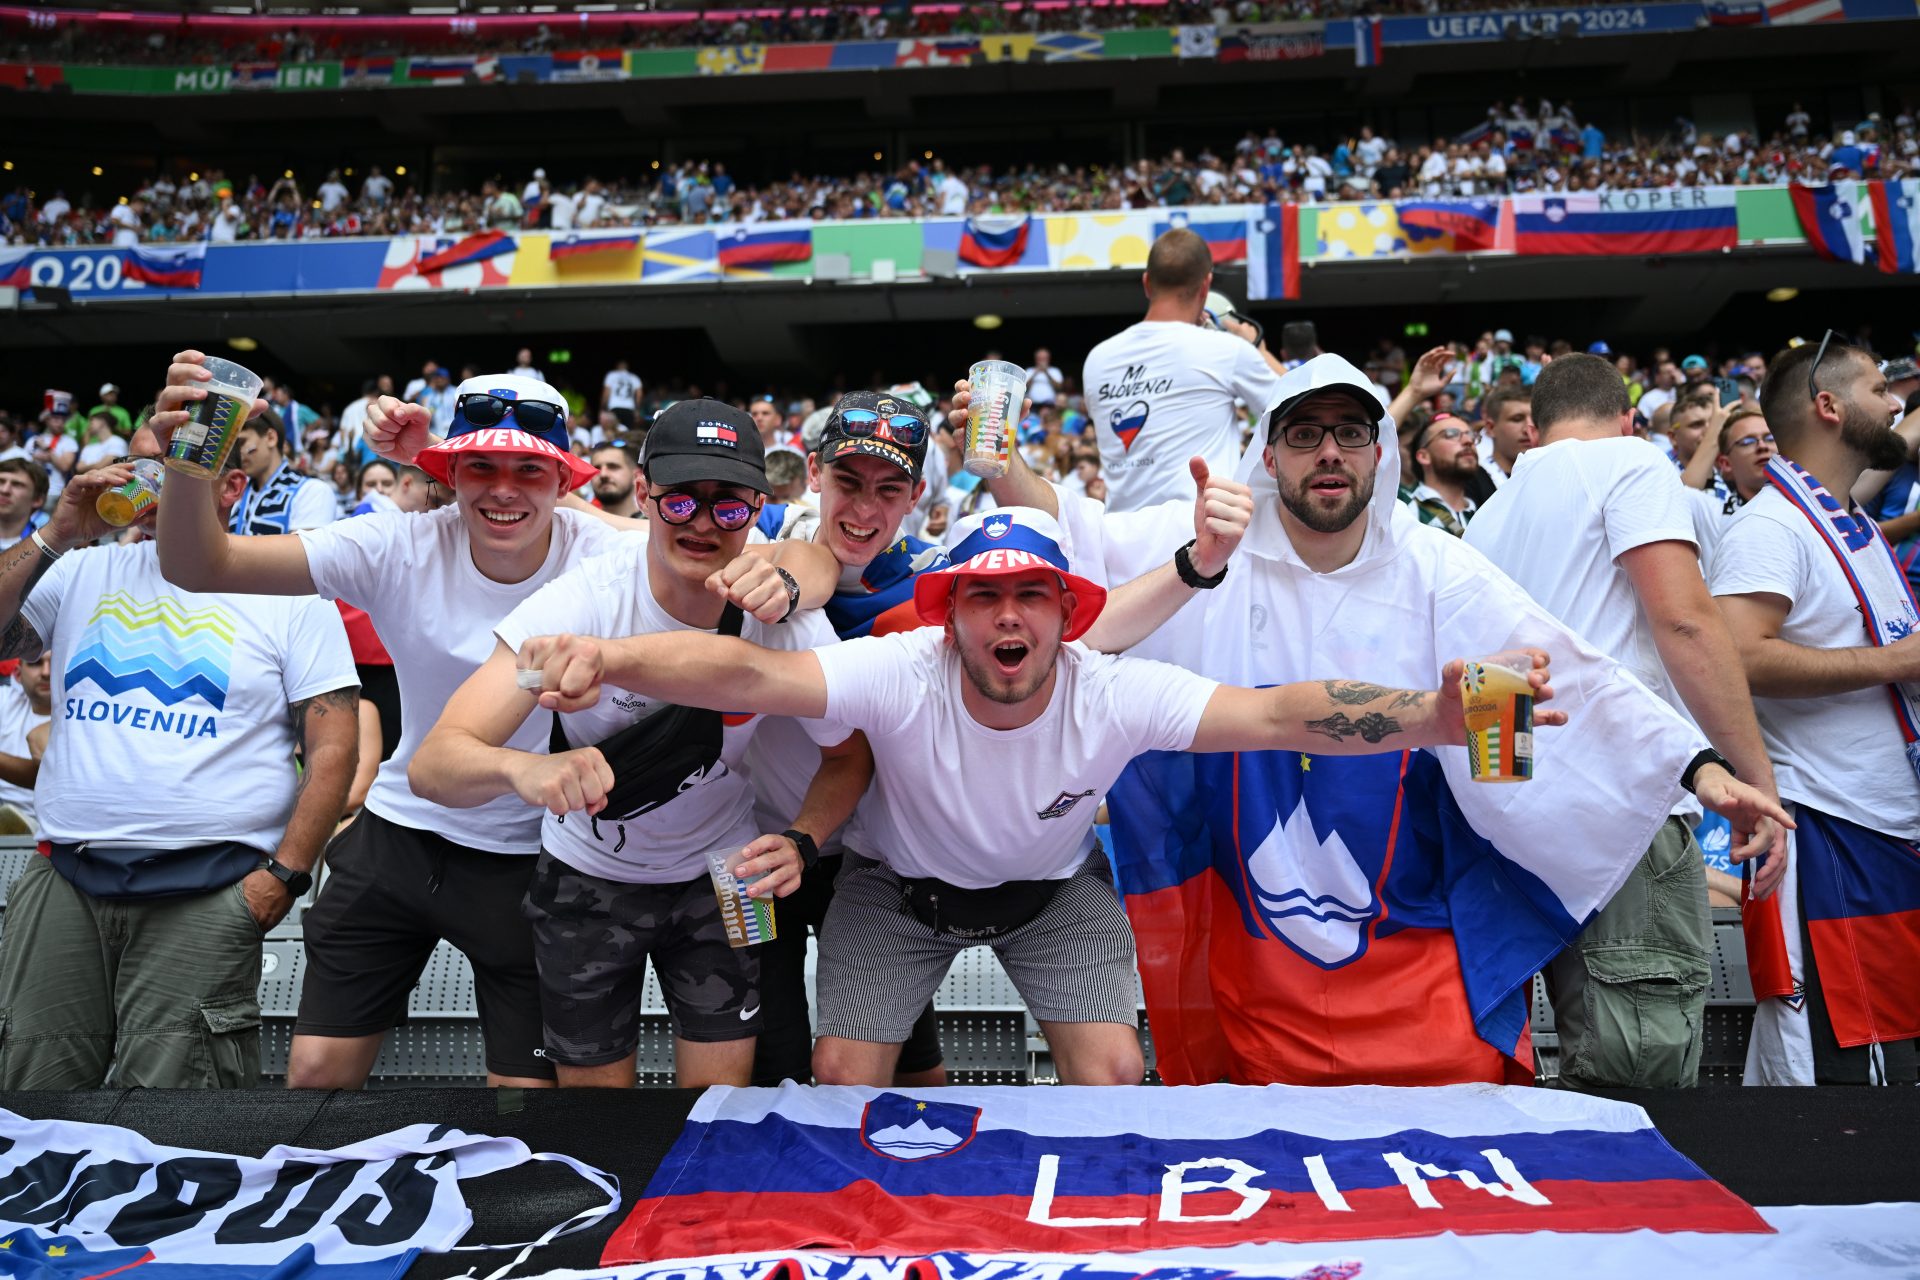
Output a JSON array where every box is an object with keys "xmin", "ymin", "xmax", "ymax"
[
  {"xmin": 958, "ymin": 214, "xmax": 1031, "ymax": 268},
  {"xmin": 550, "ymin": 230, "xmax": 642, "ymax": 261},
  {"xmin": 607, "ymin": 1083, "xmax": 1768, "ymax": 1264},
  {"xmin": 1790, "ymin": 183, "xmax": 1873, "ymax": 265},
  {"xmin": 0, "ymin": 246, "xmax": 33, "ymax": 289},
  {"xmin": 1154, "ymin": 215, "xmax": 1248, "ymax": 264},
  {"xmin": 416, "ymin": 230, "xmax": 516, "ymax": 275},
  {"xmin": 122, "ymin": 241, "xmax": 207, "ymax": 289},
  {"xmin": 1397, "ymin": 200, "xmax": 1500, "ymax": 250},
  {"xmin": 718, "ymin": 222, "xmax": 815, "ymax": 269},
  {"xmin": 1513, "ymin": 190, "xmax": 1737, "ymax": 255},
  {"xmin": 1870, "ymin": 179, "xmax": 1919, "ymax": 274},
  {"xmin": 1246, "ymin": 203, "xmax": 1300, "ymax": 301},
  {"xmin": 1353, "ymin": 16, "xmax": 1383, "ymax": 67}
]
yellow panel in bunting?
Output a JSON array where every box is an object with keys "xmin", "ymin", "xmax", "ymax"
[
  {"xmin": 1047, "ymin": 212, "xmax": 1157, "ymax": 270},
  {"xmin": 697, "ymin": 44, "xmax": 767, "ymax": 75},
  {"xmin": 1316, "ymin": 202, "xmax": 1459, "ymax": 259},
  {"xmin": 976, "ymin": 34, "xmax": 1036, "ymax": 62},
  {"xmin": 508, "ymin": 235, "xmax": 645, "ymax": 288}
]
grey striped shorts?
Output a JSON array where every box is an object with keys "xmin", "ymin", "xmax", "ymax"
[{"xmin": 814, "ymin": 850, "xmax": 1139, "ymax": 1044}]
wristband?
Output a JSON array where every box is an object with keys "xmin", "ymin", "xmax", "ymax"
[
  {"xmin": 29, "ymin": 529, "xmax": 62, "ymax": 561},
  {"xmin": 1680, "ymin": 747, "xmax": 1731, "ymax": 795},
  {"xmin": 1174, "ymin": 539, "xmax": 1227, "ymax": 590},
  {"xmin": 773, "ymin": 566, "xmax": 801, "ymax": 623},
  {"xmin": 782, "ymin": 828, "xmax": 820, "ymax": 870}
]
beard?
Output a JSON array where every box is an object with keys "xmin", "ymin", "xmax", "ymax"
[
  {"xmin": 1279, "ymin": 462, "xmax": 1376, "ymax": 534},
  {"xmin": 593, "ymin": 479, "xmax": 634, "ymax": 505},
  {"xmin": 956, "ymin": 635, "xmax": 1058, "ymax": 706},
  {"xmin": 1430, "ymin": 451, "xmax": 1480, "ymax": 485},
  {"xmin": 1841, "ymin": 399, "xmax": 1905, "ymax": 471}
]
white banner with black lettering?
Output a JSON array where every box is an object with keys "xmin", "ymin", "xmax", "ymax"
[{"xmin": 0, "ymin": 1108, "xmax": 617, "ymax": 1279}]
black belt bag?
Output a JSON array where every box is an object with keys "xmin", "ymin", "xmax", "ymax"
[
  {"xmin": 547, "ymin": 605, "xmax": 742, "ymax": 823},
  {"xmin": 899, "ymin": 874, "xmax": 1062, "ymax": 940}
]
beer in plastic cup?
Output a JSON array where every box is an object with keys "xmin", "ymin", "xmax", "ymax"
[
  {"xmin": 165, "ymin": 357, "xmax": 262, "ymax": 478},
  {"xmin": 1460, "ymin": 654, "xmax": 1535, "ymax": 783},
  {"xmin": 706, "ymin": 847, "xmax": 777, "ymax": 948},
  {"xmin": 965, "ymin": 359, "xmax": 1023, "ymax": 479},
  {"xmin": 97, "ymin": 458, "xmax": 166, "ymax": 527}
]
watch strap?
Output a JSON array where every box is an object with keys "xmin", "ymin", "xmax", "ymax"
[
  {"xmin": 773, "ymin": 566, "xmax": 801, "ymax": 623},
  {"xmin": 1174, "ymin": 539, "xmax": 1228, "ymax": 589},
  {"xmin": 1680, "ymin": 747, "xmax": 1731, "ymax": 795},
  {"xmin": 782, "ymin": 828, "xmax": 819, "ymax": 869}
]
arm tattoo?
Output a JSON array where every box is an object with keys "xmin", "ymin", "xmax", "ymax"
[
  {"xmin": 1388, "ymin": 688, "xmax": 1428, "ymax": 711},
  {"xmin": 1319, "ymin": 680, "xmax": 1396, "ymax": 705},
  {"xmin": 0, "ymin": 615, "xmax": 42, "ymax": 664},
  {"xmin": 0, "ymin": 540, "xmax": 56, "ymax": 663},
  {"xmin": 289, "ymin": 687, "xmax": 361, "ymax": 791},
  {"xmin": 1305, "ymin": 711, "xmax": 1404, "ymax": 744}
]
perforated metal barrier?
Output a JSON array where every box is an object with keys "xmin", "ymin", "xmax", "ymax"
[{"xmin": 0, "ymin": 840, "xmax": 1758, "ymax": 1088}]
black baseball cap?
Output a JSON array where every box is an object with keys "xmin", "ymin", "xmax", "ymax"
[
  {"xmin": 640, "ymin": 399, "xmax": 769, "ymax": 495},
  {"xmin": 816, "ymin": 389, "xmax": 929, "ymax": 482}
]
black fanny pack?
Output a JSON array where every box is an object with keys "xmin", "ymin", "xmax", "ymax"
[
  {"xmin": 547, "ymin": 605, "xmax": 742, "ymax": 823},
  {"xmin": 899, "ymin": 875, "xmax": 1062, "ymax": 940}
]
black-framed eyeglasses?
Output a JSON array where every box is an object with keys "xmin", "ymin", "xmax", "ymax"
[
  {"xmin": 652, "ymin": 490, "xmax": 758, "ymax": 531},
  {"xmin": 456, "ymin": 392, "xmax": 565, "ymax": 437},
  {"xmin": 1730, "ymin": 433, "xmax": 1776, "ymax": 451},
  {"xmin": 1808, "ymin": 328, "xmax": 1841, "ymax": 404},
  {"xmin": 833, "ymin": 408, "xmax": 928, "ymax": 447},
  {"xmin": 1278, "ymin": 420, "xmax": 1379, "ymax": 451}
]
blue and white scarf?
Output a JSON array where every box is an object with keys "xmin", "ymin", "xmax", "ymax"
[
  {"xmin": 1766, "ymin": 456, "xmax": 1920, "ymax": 784},
  {"xmin": 229, "ymin": 460, "xmax": 305, "ymax": 537}
]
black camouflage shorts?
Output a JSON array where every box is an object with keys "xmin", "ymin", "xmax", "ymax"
[{"xmin": 522, "ymin": 851, "xmax": 761, "ymax": 1066}]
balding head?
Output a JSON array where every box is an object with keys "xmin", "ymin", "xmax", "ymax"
[{"xmin": 1145, "ymin": 228, "xmax": 1214, "ymax": 302}]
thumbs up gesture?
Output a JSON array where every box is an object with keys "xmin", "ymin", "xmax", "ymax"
[{"xmin": 1190, "ymin": 456, "xmax": 1254, "ymax": 579}]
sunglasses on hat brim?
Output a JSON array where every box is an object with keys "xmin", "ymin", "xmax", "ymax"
[
  {"xmin": 832, "ymin": 407, "xmax": 928, "ymax": 447},
  {"xmin": 455, "ymin": 393, "xmax": 566, "ymax": 438}
]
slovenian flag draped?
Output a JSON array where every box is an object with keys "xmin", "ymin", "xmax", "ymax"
[
  {"xmin": 1870, "ymin": 178, "xmax": 1919, "ymax": 274},
  {"xmin": 718, "ymin": 222, "xmax": 815, "ymax": 269},
  {"xmin": 1069, "ymin": 356, "xmax": 1703, "ymax": 1089},
  {"xmin": 958, "ymin": 214, "xmax": 1031, "ymax": 268},
  {"xmin": 549, "ymin": 229, "xmax": 642, "ymax": 261},
  {"xmin": 1790, "ymin": 182, "xmax": 1872, "ymax": 265},
  {"xmin": 415, "ymin": 230, "xmax": 516, "ymax": 275},
  {"xmin": 1246, "ymin": 202, "xmax": 1300, "ymax": 301},
  {"xmin": 1153, "ymin": 214, "xmax": 1248, "ymax": 263},
  {"xmin": 1513, "ymin": 190, "xmax": 1737, "ymax": 255},
  {"xmin": 122, "ymin": 241, "xmax": 207, "ymax": 289},
  {"xmin": 1353, "ymin": 15, "xmax": 1383, "ymax": 66},
  {"xmin": 1397, "ymin": 200, "xmax": 1500, "ymax": 250},
  {"xmin": 0, "ymin": 246, "xmax": 33, "ymax": 289},
  {"xmin": 604, "ymin": 1083, "xmax": 1768, "ymax": 1263}
]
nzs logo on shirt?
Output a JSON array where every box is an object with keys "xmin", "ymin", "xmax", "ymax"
[{"xmin": 1036, "ymin": 788, "xmax": 1096, "ymax": 821}]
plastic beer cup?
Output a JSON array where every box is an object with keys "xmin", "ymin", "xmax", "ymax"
[
  {"xmin": 165, "ymin": 357, "xmax": 262, "ymax": 478},
  {"xmin": 706, "ymin": 847, "xmax": 777, "ymax": 948},
  {"xmin": 1460, "ymin": 653, "xmax": 1535, "ymax": 783},
  {"xmin": 97, "ymin": 458, "xmax": 166, "ymax": 527},
  {"xmin": 965, "ymin": 359, "xmax": 1023, "ymax": 479}
]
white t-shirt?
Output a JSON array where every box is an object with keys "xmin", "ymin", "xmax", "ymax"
[
  {"xmin": 362, "ymin": 174, "xmax": 394, "ymax": 202},
  {"xmin": 1687, "ymin": 486, "xmax": 1745, "ymax": 575},
  {"xmin": 22, "ymin": 542, "xmax": 354, "ymax": 849},
  {"xmin": 0, "ymin": 682, "xmax": 49, "ymax": 823},
  {"xmin": 1025, "ymin": 365, "xmax": 1063, "ymax": 406},
  {"xmin": 603, "ymin": 369, "xmax": 642, "ymax": 411},
  {"xmin": 548, "ymin": 190, "xmax": 578, "ymax": 232},
  {"xmin": 1082, "ymin": 321, "xmax": 1281, "ymax": 512},
  {"xmin": 494, "ymin": 539, "xmax": 842, "ymax": 883},
  {"xmin": 814, "ymin": 628, "xmax": 1218, "ymax": 887},
  {"xmin": 78, "ymin": 437, "xmax": 128, "ymax": 469},
  {"xmin": 1463, "ymin": 436, "xmax": 1702, "ymax": 816},
  {"xmin": 108, "ymin": 204, "xmax": 141, "ymax": 247},
  {"xmin": 317, "ymin": 180, "xmax": 349, "ymax": 213},
  {"xmin": 938, "ymin": 174, "xmax": 969, "ymax": 216},
  {"xmin": 1637, "ymin": 387, "xmax": 1677, "ymax": 420},
  {"xmin": 577, "ymin": 191, "xmax": 606, "ymax": 227},
  {"xmin": 1710, "ymin": 490, "xmax": 1920, "ymax": 838},
  {"xmin": 1466, "ymin": 437, "xmax": 1695, "ymax": 711},
  {"xmin": 298, "ymin": 505, "xmax": 634, "ymax": 853}
]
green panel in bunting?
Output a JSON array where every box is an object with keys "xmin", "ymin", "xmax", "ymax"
[
  {"xmin": 1298, "ymin": 206, "xmax": 1321, "ymax": 261},
  {"xmin": 626, "ymin": 48, "xmax": 700, "ymax": 78},
  {"xmin": 1101, "ymin": 28, "xmax": 1176, "ymax": 58},
  {"xmin": 1735, "ymin": 186, "xmax": 1813, "ymax": 244},
  {"xmin": 761, "ymin": 222, "xmax": 927, "ymax": 279}
]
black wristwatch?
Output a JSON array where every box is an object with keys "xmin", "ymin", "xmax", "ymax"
[
  {"xmin": 773, "ymin": 566, "xmax": 801, "ymax": 623},
  {"xmin": 259, "ymin": 856, "xmax": 313, "ymax": 897},
  {"xmin": 782, "ymin": 828, "xmax": 820, "ymax": 870},
  {"xmin": 1174, "ymin": 539, "xmax": 1228, "ymax": 590},
  {"xmin": 1680, "ymin": 748, "xmax": 1732, "ymax": 795}
]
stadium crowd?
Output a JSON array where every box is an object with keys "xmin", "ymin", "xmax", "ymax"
[
  {"xmin": 5, "ymin": 100, "xmax": 1914, "ymax": 248},
  {"xmin": 9, "ymin": 0, "xmax": 1580, "ymax": 66},
  {"xmin": 1, "ymin": 223, "xmax": 1916, "ymax": 1096}
]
